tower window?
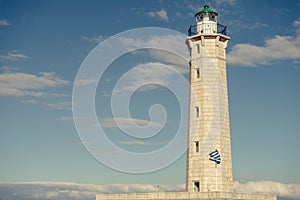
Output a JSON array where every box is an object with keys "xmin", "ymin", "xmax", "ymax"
[
  {"xmin": 194, "ymin": 141, "xmax": 199, "ymax": 153},
  {"xmin": 193, "ymin": 181, "xmax": 200, "ymax": 192},
  {"xmin": 196, "ymin": 44, "xmax": 200, "ymax": 54},
  {"xmin": 211, "ymin": 15, "xmax": 216, "ymax": 21},
  {"xmin": 195, "ymin": 107, "xmax": 200, "ymax": 118},
  {"xmin": 196, "ymin": 68, "xmax": 200, "ymax": 79}
]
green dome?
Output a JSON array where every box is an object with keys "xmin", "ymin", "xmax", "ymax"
[{"xmin": 195, "ymin": 5, "xmax": 218, "ymax": 17}]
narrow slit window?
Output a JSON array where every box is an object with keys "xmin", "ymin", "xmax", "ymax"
[
  {"xmin": 194, "ymin": 141, "xmax": 199, "ymax": 153},
  {"xmin": 195, "ymin": 107, "xmax": 200, "ymax": 118},
  {"xmin": 196, "ymin": 44, "xmax": 200, "ymax": 54},
  {"xmin": 196, "ymin": 68, "xmax": 200, "ymax": 79}
]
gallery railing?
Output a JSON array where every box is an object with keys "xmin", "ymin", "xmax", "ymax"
[{"xmin": 188, "ymin": 23, "xmax": 227, "ymax": 36}]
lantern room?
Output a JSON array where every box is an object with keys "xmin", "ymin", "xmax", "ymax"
[{"xmin": 195, "ymin": 5, "xmax": 218, "ymax": 34}]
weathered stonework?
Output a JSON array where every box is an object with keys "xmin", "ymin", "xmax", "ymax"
[
  {"xmin": 185, "ymin": 33, "xmax": 232, "ymax": 193},
  {"xmin": 97, "ymin": 192, "xmax": 277, "ymax": 200}
]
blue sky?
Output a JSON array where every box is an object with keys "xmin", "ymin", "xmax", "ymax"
[{"xmin": 0, "ymin": 0, "xmax": 300, "ymax": 199}]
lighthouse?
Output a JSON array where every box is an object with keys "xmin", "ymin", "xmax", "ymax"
[{"xmin": 186, "ymin": 5, "xmax": 233, "ymax": 192}]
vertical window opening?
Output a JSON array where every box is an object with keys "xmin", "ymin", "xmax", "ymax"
[
  {"xmin": 195, "ymin": 107, "xmax": 200, "ymax": 118},
  {"xmin": 193, "ymin": 181, "xmax": 200, "ymax": 192},
  {"xmin": 194, "ymin": 141, "xmax": 199, "ymax": 153},
  {"xmin": 196, "ymin": 68, "xmax": 200, "ymax": 79},
  {"xmin": 196, "ymin": 44, "xmax": 200, "ymax": 54}
]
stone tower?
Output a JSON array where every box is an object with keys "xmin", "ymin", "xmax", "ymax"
[{"xmin": 186, "ymin": 5, "xmax": 233, "ymax": 193}]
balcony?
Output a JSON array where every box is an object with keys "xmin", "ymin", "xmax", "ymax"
[{"xmin": 188, "ymin": 23, "xmax": 227, "ymax": 36}]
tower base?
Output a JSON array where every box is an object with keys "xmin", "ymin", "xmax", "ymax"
[{"xmin": 96, "ymin": 192, "xmax": 276, "ymax": 200}]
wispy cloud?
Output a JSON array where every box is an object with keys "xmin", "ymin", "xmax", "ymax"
[
  {"xmin": 21, "ymin": 99, "xmax": 39, "ymax": 104},
  {"xmin": 228, "ymin": 20, "xmax": 300, "ymax": 66},
  {"xmin": 226, "ymin": 20, "xmax": 268, "ymax": 32},
  {"xmin": 81, "ymin": 35, "xmax": 106, "ymax": 44},
  {"xmin": 294, "ymin": 18, "xmax": 300, "ymax": 34},
  {"xmin": 73, "ymin": 140, "xmax": 94, "ymax": 146},
  {"xmin": 74, "ymin": 78, "xmax": 98, "ymax": 86},
  {"xmin": 111, "ymin": 62, "xmax": 187, "ymax": 95},
  {"xmin": 58, "ymin": 116, "xmax": 73, "ymax": 121},
  {"xmin": 0, "ymin": 19, "xmax": 10, "ymax": 26},
  {"xmin": 214, "ymin": 0, "xmax": 238, "ymax": 6},
  {"xmin": 100, "ymin": 117, "xmax": 161, "ymax": 128},
  {"xmin": 185, "ymin": 1, "xmax": 237, "ymax": 18},
  {"xmin": 118, "ymin": 140, "xmax": 167, "ymax": 146},
  {"xmin": 145, "ymin": 9, "xmax": 169, "ymax": 22},
  {"xmin": 147, "ymin": 50, "xmax": 189, "ymax": 74},
  {"xmin": 45, "ymin": 101, "xmax": 72, "ymax": 110},
  {"xmin": 115, "ymin": 34, "xmax": 188, "ymax": 72},
  {"xmin": 0, "ymin": 181, "xmax": 299, "ymax": 200},
  {"xmin": 118, "ymin": 140, "xmax": 146, "ymax": 146},
  {"xmin": 1, "ymin": 65, "xmax": 18, "ymax": 73},
  {"xmin": 0, "ymin": 72, "xmax": 68, "ymax": 96},
  {"xmin": 0, "ymin": 51, "xmax": 29, "ymax": 60}
]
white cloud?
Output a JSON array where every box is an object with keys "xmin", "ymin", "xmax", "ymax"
[
  {"xmin": 145, "ymin": 9, "xmax": 169, "ymax": 22},
  {"xmin": 294, "ymin": 18, "xmax": 300, "ymax": 34},
  {"xmin": 100, "ymin": 117, "xmax": 161, "ymax": 128},
  {"xmin": 228, "ymin": 35, "xmax": 300, "ymax": 66},
  {"xmin": 0, "ymin": 51, "xmax": 29, "ymax": 60},
  {"xmin": 228, "ymin": 20, "xmax": 300, "ymax": 66},
  {"xmin": 0, "ymin": 181, "xmax": 300, "ymax": 200},
  {"xmin": 156, "ymin": 10, "xmax": 169, "ymax": 22},
  {"xmin": 0, "ymin": 182, "xmax": 184, "ymax": 200},
  {"xmin": 0, "ymin": 72, "xmax": 68, "ymax": 96},
  {"xmin": 0, "ymin": 19, "xmax": 10, "ymax": 26},
  {"xmin": 234, "ymin": 181, "xmax": 300, "ymax": 199},
  {"xmin": 146, "ymin": 11, "xmax": 156, "ymax": 18}
]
